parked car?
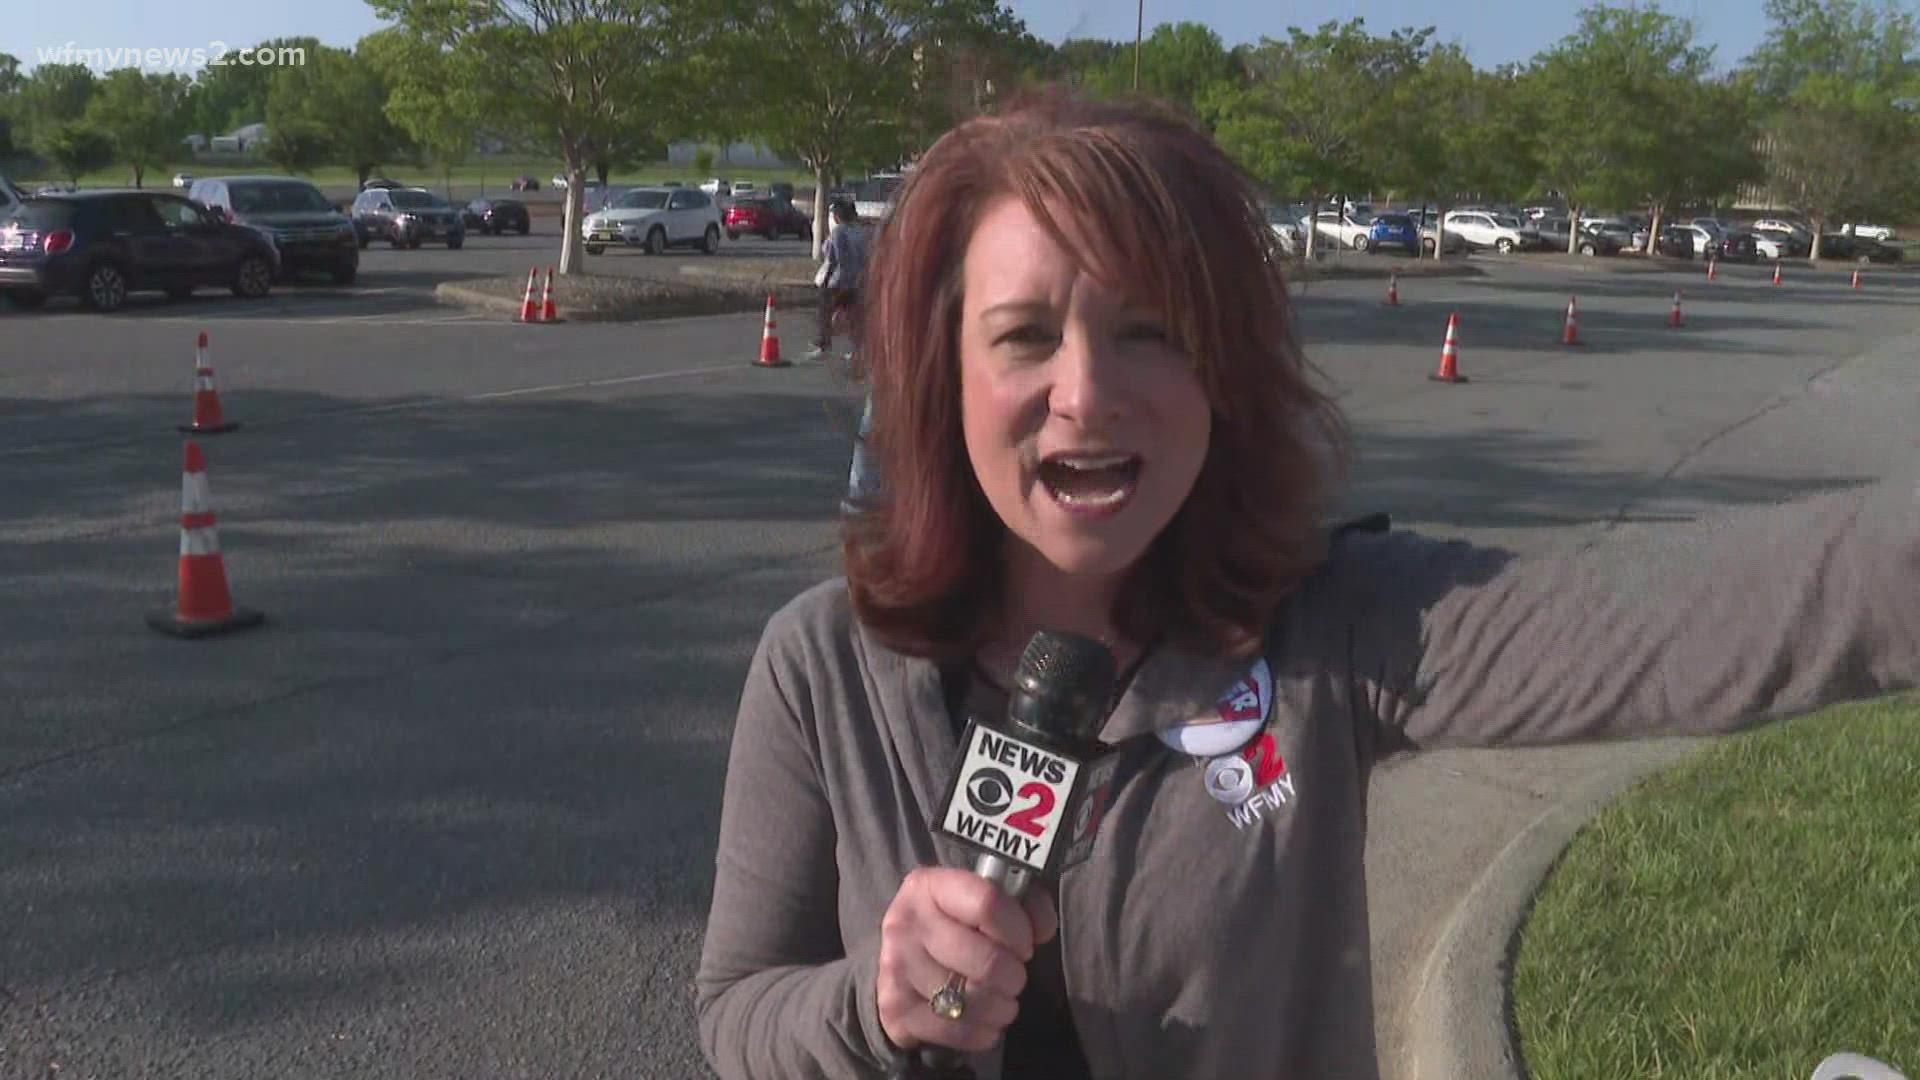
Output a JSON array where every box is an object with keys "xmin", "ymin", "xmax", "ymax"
[
  {"xmin": 360, "ymin": 177, "xmax": 405, "ymax": 191},
  {"xmin": 351, "ymin": 187, "xmax": 466, "ymax": 249},
  {"xmin": 188, "ymin": 175, "xmax": 359, "ymax": 284},
  {"xmin": 1711, "ymin": 228, "xmax": 1760, "ymax": 263},
  {"xmin": 1306, "ymin": 207, "xmax": 1375, "ymax": 250},
  {"xmin": 1580, "ymin": 219, "xmax": 1633, "ymax": 255},
  {"xmin": 1443, "ymin": 209, "xmax": 1534, "ymax": 253},
  {"xmin": 581, "ymin": 185, "xmax": 723, "ymax": 255},
  {"xmin": 0, "ymin": 190, "xmax": 278, "ymax": 312},
  {"xmin": 724, "ymin": 197, "xmax": 809, "ymax": 240},
  {"xmin": 1265, "ymin": 205, "xmax": 1304, "ymax": 256},
  {"xmin": 1364, "ymin": 212, "xmax": 1421, "ymax": 256},
  {"xmin": 1751, "ymin": 227, "xmax": 1809, "ymax": 260},
  {"xmin": 461, "ymin": 197, "xmax": 532, "ymax": 235},
  {"xmin": 1842, "ymin": 222, "xmax": 1895, "ymax": 241},
  {"xmin": 1653, "ymin": 224, "xmax": 1698, "ymax": 259}
]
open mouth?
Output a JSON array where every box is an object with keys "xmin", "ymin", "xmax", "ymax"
[{"xmin": 1038, "ymin": 451, "xmax": 1143, "ymax": 513}]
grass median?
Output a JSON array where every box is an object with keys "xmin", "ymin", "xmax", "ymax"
[{"xmin": 1511, "ymin": 692, "xmax": 1920, "ymax": 1077}]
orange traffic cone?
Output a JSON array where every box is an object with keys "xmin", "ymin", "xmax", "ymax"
[
  {"xmin": 1430, "ymin": 313, "xmax": 1468, "ymax": 383},
  {"xmin": 1772, "ymin": 263, "xmax": 1783, "ymax": 286},
  {"xmin": 1851, "ymin": 268, "xmax": 1861, "ymax": 289},
  {"xmin": 539, "ymin": 266, "xmax": 562, "ymax": 322},
  {"xmin": 1706, "ymin": 257, "xmax": 1717, "ymax": 282},
  {"xmin": 755, "ymin": 294, "xmax": 790, "ymax": 368},
  {"xmin": 517, "ymin": 266, "xmax": 539, "ymax": 322},
  {"xmin": 147, "ymin": 441, "xmax": 265, "ymax": 639},
  {"xmin": 1668, "ymin": 289, "xmax": 1685, "ymax": 328},
  {"xmin": 1385, "ymin": 272, "xmax": 1399, "ymax": 306},
  {"xmin": 1562, "ymin": 295, "xmax": 1581, "ymax": 346},
  {"xmin": 178, "ymin": 331, "xmax": 238, "ymax": 434}
]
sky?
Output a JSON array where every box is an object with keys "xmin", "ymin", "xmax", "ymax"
[{"xmin": 2, "ymin": 0, "xmax": 1770, "ymax": 79}]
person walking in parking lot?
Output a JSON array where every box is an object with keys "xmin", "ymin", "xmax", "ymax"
[{"xmin": 808, "ymin": 199, "xmax": 868, "ymax": 363}]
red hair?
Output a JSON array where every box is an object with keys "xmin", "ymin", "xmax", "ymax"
[{"xmin": 844, "ymin": 85, "xmax": 1351, "ymax": 662}]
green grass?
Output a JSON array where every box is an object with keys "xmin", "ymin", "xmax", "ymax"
[
  {"xmin": 1511, "ymin": 693, "xmax": 1920, "ymax": 1079},
  {"xmin": 29, "ymin": 157, "xmax": 817, "ymax": 192}
]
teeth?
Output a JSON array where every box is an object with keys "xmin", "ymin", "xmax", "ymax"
[
  {"xmin": 1054, "ymin": 485, "xmax": 1131, "ymax": 508},
  {"xmin": 1051, "ymin": 453, "xmax": 1134, "ymax": 471}
]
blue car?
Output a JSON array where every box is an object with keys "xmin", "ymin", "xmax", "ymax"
[{"xmin": 1368, "ymin": 212, "xmax": 1420, "ymax": 256}]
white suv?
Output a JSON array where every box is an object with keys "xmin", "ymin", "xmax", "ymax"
[
  {"xmin": 1443, "ymin": 210, "xmax": 1533, "ymax": 253},
  {"xmin": 582, "ymin": 186, "xmax": 723, "ymax": 255}
]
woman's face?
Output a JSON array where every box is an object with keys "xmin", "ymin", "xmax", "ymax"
[{"xmin": 957, "ymin": 194, "xmax": 1212, "ymax": 584}]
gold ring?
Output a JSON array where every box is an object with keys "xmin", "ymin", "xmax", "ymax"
[{"xmin": 929, "ymin": 971, "xmax": 967, "ymax": 1021}]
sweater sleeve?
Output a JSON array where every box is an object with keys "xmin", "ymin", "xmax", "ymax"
[
  {"xmin": 694, "ymin": 614, "xmax": 899, "ymax": 1079},
  {"xmin": 1344, "ymin": 477, "xmax": 1920, "ymax": 755}
]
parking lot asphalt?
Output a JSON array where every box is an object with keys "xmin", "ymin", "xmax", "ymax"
[{"xmin": 2, "ymin": 250, "xmax": 1917, "ymax": 1078}]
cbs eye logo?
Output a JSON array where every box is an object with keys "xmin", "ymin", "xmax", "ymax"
[
  {"xmin": 965, "ymin": 767, "xmax": 1015, "ymax": 816},
  {"xmin": 1204, "ymin": 755, "xmax": 1255, "ymax": 804}
]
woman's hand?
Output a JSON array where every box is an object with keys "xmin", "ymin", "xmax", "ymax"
[{"xmin": 875, "ymin": 866, "xmax": 1059, "ymax": 1054}]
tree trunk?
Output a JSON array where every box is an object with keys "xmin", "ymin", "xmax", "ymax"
[
  {"xmin": 132, "ymin": 165, "xmax": 144, "ymax": 189},
  {"xmin": 1303, "ymin": 192, "xmax": 1319, "ymax": 261},
  {"xmin": 357, "ymin": 165, "xmax": 372, "ymax": 189},
  {"xmin": 1433, "ymin": 202, "xmax": 1448, "ymax": 261},
  {"xmin": 1567, "ymin": 205, "xmax": 1580, "ymax": 255},
  {"xmin": 1646, "ymin": 206, "xmax": 1662, "ymax": 257},
  {"xmin": 1809, "ymin": 214, "xmax": 1823, "ymax": 261},
  {"xmin": 811, "ymin": 164, "xmax": 830, "ymax": 262},
  {"xmin": 559, "ymin": 157, "xmax": 586, "ymax": 275}
]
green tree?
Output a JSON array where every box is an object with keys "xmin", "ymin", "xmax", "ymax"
[
  {"xmin": 1390, "ymin": 46, "xmax": 1541, "ymax": 258},
  {"xmin": 370, "ymin": 0, "xmax": 705, "ymax": 274},
  {"xmin": 261, "ymin": 120, "xmax": 332, "ymax": 174},
  {"xmin": 1742, "ymin": 0, "xmax": 1920, "ymax": 104},
  {"xmin": 1526, "ymin": 4, "xmax": 1714, "ymax": 252},
  {"xmin": 83, "ymin": 69, "xmax": 191, "ymax": 188},
  {"xmin": 184, "ymin": 37, "xmax": 319, "ymax": 142},
  {"xmin": 726, "ymin": 0, "xmax": 1032, "ymax": 257},
  {"xmin": 40, "ymin": 123, "xmax": 115, "ymax": 185},
  {"xmin": 0, "ymin": 53, "xmax": 23, "ymax": 94},
  {"xmin": 1080, "ymin": 22, "xmax": 1243, "ymax": 125},
  {"xmin": 16, "ymin": 63, "xmax": 97, "ymax": 152},
  {"xmin": 1644, "ymin": 74, "xmax": 1764, "ymax": 240},
  {"xmin": 1740, "ymin": 0, "xmax": 1920, "ymax": 250},
  {"xmin": 267, "ymin": 42, "xmax": 409, "ymax": 188},
  {"xmin": 1765, "ymin": 75, "xmax": 1919, "ymax": 256},
  {"xmin": 1210, "ymin": 19, "xmax": 1431, "ymax": 258}
]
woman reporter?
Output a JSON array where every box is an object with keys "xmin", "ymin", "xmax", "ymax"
[{"xmin": 694, "ymin": 86, "xmax": 1920, "ymax": 1079}]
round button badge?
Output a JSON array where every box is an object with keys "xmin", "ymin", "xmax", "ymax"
[{"xmin": 1204, "ymin": 754, "xmax": 1255, "ymax": 805}]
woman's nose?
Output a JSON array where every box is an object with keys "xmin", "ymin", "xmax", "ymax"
[{"xmin": 1047, "ymin": 331, "xmax": 1126, "ymax": 425}]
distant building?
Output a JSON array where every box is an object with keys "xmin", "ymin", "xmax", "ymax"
[{"xmin": 668, "ymin": 140, "xmax": 792, "ymax": 169}]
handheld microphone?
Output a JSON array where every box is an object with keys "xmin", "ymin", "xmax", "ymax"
[{"xmin": 894, "ymin": 630, "xmax": 1122, "ymax": 1080}]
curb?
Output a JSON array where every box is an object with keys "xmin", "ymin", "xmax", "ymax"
[
  {"xmin": 1287, "ymin": 260, "xmax": 1487, "ymax": 282},
  {"xmin": 433, "ymin": 280, "xmax": 771, "ymax": 323},
  {"xmin": 1401, "ymin": 738, "xmax": 1708, "ymax": 1080}
]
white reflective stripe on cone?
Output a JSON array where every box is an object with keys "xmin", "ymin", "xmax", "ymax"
[
  {"xmin": 181, "ymin": 470, "xmax": 212, "ymax": 514},
  {"xmin": 180, "ymin": 525, "xmax": 222, "ymax": 557},
  {"xmin": 196, "ymin": 375, "xmax": 217, "ymax": 391}
]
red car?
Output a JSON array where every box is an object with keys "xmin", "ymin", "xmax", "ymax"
[{"xmin": 724, "ymin": 198, "xmax": 810, "ymax": 240}]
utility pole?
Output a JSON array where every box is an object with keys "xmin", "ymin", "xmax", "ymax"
[{"xmin": 1133, "ymin": 0, "xmax": 1144, "ymax": 90}]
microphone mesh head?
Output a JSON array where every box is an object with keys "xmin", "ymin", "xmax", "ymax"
[
  {"xmin": 1013, "ymin": 631, "xmax": 1118, "ymax": 744},
  {"xmin": 1019, "ymin": 631, "xmax": 1117, "ymax": 690}
]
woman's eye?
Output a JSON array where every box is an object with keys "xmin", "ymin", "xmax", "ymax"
[{"xmin": 997, "ymin": 325, "xmax": 1055, "ymax": 348}]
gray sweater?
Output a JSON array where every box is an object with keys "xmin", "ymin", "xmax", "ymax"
[{"xmin": 695, "ymin": 478, "xmax": 1919, "ymax": 1079}]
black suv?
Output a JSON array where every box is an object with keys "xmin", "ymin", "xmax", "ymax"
[
  {"xmin": 189, "ymin": 175, "xmax": 359, "ymax": 284},
  {"xmin": 350, "ymin": 187, "xmax": 465, "ymax": 249},
  {"xmin": 0, "ymin": 190, "xmax": 279, "ymax": 312}
]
